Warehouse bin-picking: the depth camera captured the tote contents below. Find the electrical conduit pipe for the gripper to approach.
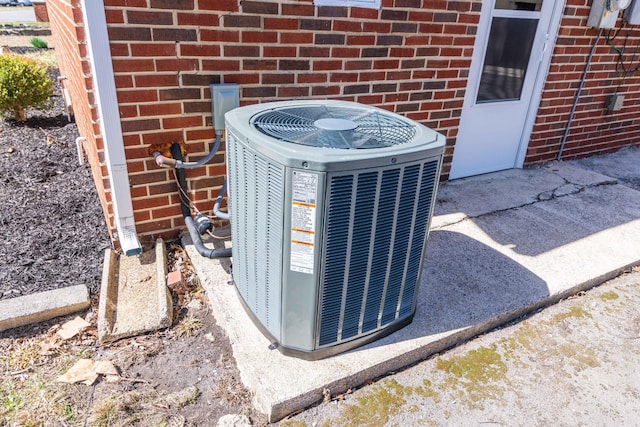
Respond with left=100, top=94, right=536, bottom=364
left=558, top=29, right=603, bottom=160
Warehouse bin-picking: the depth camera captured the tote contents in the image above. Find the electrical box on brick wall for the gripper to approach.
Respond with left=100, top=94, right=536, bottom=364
left=211, top=84, right=239, bottom=133
left=588, top=0, right=633, bottom=28
left=605, top=94, right=625, bottom=111
left=624, top=0, right=640, bottom=24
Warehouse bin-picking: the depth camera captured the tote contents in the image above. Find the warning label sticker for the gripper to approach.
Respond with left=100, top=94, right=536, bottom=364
left=290, top=171, right=318, bottom=274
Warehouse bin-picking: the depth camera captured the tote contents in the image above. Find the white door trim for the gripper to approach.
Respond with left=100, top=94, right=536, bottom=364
left=514, top=0, right=566, bottom=168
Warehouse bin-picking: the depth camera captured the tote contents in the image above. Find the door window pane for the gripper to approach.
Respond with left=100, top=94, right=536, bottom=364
left=494, top=0, right=542, bottom=11
left=476, top=17, right=538, bottom=103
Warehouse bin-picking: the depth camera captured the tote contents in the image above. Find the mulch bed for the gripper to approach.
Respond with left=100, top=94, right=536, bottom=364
left=0, top=69, right=110, bottom=300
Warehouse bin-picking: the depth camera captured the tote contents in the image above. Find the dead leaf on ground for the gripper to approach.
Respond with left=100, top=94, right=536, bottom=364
left=39, top=334, right=62, bottom=355
left=57, top=316, right=91, bottom=340
left=57, top=358, right=120, bottom=385
left=47, top=323, right=61, bottom=334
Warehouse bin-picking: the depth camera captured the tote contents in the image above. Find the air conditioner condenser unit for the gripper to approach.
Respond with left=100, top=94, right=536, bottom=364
left=225, top=100, right=445, bottom=360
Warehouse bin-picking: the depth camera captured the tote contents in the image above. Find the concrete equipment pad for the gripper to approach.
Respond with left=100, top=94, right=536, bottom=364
left=185, top=149, right=640, bottom=422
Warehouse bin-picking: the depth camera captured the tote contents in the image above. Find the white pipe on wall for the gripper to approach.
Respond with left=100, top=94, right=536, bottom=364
left=80, top=0, right=142, bottom=256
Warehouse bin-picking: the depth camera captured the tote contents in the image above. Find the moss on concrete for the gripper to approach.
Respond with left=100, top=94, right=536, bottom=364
left=552, top=305, right=591, bottom=322
left=415, top=379, right=441, bottom=403
left=599, top=291, right=619, bottom=301
left=435, top=346, right=508, bottom=407
left=340, top=379, right=407, bottom=427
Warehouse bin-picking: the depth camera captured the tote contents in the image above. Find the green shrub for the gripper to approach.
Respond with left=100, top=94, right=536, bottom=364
left=0, top=55, right=54, bottom=122
left=30, top=37, right=49, bottom=49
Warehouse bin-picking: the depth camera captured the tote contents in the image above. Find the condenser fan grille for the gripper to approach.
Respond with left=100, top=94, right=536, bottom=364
left=251, top=105, right=417, bottom=149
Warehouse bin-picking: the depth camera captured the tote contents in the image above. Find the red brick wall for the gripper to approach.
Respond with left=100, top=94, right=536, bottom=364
left=49, top=0, right=640, bottom=242
left=527, top=0, right=640, bottom=163
left=33, top=1, right=50, bottom=22
left=46, top=0, right=116, bottom=241
left=99, top=0, right=479, bottom=240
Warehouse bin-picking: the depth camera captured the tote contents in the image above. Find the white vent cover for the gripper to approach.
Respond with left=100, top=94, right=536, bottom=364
left=224, top=100, right=445, bottom=359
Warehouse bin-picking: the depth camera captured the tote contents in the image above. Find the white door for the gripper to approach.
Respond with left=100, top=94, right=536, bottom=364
left=449, top=0, right=562, bottom=179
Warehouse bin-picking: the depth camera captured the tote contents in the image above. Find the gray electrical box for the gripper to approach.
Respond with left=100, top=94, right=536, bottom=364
left=605, top=94, right=625, bottom=111
left=211, top=84, right=239, bottom=132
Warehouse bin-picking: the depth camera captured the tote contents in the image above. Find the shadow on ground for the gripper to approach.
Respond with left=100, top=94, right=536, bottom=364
left=354, top=229, right=549, bottom=352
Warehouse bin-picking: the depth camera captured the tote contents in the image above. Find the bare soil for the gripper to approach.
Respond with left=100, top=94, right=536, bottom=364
left=1, top=54, right=265, bottom=425
left=1, top=294, right=266, bottom=426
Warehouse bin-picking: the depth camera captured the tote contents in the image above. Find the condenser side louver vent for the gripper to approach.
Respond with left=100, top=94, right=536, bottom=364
left=318, top=160, right=439, bottom=347
left=227, top=132, right=284, bottom=338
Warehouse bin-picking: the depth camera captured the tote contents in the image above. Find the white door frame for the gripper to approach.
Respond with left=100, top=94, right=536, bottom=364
left=513, top=0, right=565, bottom=168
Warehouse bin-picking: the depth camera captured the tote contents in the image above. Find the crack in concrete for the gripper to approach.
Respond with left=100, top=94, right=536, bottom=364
left=433, top=175, right=618, bottom=230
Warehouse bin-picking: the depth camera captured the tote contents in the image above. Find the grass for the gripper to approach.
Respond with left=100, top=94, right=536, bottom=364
left=89, top=386, right=200, bottom=426
left=1, top=34, right=57, bottom=67
left=0, top=35, right=52, bottom=47
left=90, top=395, right=129, bottom=427
left=2, top=338, right=42, bottom=370
left=0, top=336, right=80, bottom=425
left=0, top=20, right=48, bottom=29
left=0, top=321, right=206, bottom=427
left=30, top=37, right=48, bottom=49
left=24, top=49, right=57, bottom=67
left=175, top=314, right=203, bottom=337
left=0, top=20, right=55, bottom=65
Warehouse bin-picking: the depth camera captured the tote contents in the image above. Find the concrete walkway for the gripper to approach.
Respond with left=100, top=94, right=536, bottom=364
left=185, top=146, right=640, bottom=422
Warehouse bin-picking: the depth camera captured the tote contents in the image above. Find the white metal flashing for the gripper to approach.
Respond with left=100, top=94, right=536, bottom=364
left=81, top=0, right=141, bottom=256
